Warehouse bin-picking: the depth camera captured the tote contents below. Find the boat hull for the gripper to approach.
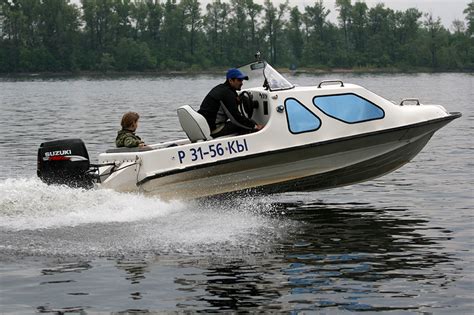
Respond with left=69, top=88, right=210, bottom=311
left=258, top=131, right=432, bottom=194
left=138, top=114, right=456, bottom=199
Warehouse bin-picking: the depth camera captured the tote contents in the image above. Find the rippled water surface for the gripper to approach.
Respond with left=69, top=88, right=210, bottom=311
left=0, top=73, right=472, bottom=313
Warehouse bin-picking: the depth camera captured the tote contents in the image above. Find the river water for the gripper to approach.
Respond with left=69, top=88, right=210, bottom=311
left=0, top=73, right=472, bottom=313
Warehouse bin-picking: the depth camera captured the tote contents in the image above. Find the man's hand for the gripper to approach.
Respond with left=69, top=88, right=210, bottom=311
left=254, top=124, right=264, bottom=131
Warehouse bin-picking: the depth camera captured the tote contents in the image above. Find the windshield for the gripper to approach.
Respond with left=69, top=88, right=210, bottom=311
left=237, top=61, right=294, bottom=91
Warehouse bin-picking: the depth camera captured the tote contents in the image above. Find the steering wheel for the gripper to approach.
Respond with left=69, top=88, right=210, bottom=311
left=238, top=91, right=254, bottom=119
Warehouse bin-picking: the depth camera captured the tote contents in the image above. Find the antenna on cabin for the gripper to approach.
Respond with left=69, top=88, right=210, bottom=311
left=255, top=51, right=261, bottom=61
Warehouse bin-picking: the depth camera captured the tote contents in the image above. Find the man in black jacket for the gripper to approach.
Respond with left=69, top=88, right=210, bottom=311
left=198, top=68, right=263, bottom=138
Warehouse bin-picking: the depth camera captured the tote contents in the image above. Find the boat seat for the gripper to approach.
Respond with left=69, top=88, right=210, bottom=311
left=177, top=105, right=211, bottom=143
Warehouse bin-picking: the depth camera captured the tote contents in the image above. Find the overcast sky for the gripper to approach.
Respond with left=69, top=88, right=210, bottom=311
left=70, top=0, right=470, bottom=29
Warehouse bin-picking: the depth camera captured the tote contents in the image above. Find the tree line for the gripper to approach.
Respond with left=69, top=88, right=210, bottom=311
left=0, top=0, right=473, bottom=73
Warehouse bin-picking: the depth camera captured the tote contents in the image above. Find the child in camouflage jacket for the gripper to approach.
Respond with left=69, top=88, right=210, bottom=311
left=115, top=112, right=146, bottom=148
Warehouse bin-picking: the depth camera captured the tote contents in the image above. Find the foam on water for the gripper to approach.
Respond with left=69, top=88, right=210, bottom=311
left=0, top=178, right=287, bottom=256
left=0, top=177, right=185, bottom=230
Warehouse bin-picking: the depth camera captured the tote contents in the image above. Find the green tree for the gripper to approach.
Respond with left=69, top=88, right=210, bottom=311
left=160, top=0, right=183, bottom=67
left=393, top=8, right=422, bottom=67
left=423, top=13, right=446, bottom=68
left=114, top=37, right=155, bottom=70
left=350, top=1, right=368, bottom=65
left=263, top=0, right=288, bottom=65
left=203, top=0, right=229, bottom=65
left=38, top=0, right=81, bottom=70
left=335, top=0, right=351, bottom=50
left=81, top=0, right=114, bottom=53
left=366, top=4, right=395, bottom=66
left=226, top=0, right=250, bottom=64
left=131, top=0, right=163, bottom=44
left=0, top=1, right=25, bottom=70
left=287, top=6, right=303, bottom=63
left=302, top=0, right=330, bottom=66
left=448, top=20, right=472, bottom=69
left=180, top=0, right=201, bottom=57
left=98, top=51, right=115, bottom=71
left=464, top=0, right=474, bottom=35
left=245, top=0, right=262, bottom=54
left=393, top=8, right=421, bottom=49
left=112, top=0, right=134, bottom=41
left=147, top=0, right=163, bottom=43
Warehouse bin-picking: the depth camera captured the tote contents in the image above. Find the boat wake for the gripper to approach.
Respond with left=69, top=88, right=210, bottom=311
left=0, top=177, right=184, bottom=231
left=0, top=178, right=288, bottom=257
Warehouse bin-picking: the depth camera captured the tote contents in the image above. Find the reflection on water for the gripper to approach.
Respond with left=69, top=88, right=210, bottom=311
left=168, top=202, right=457, bottom=312
left=277, top=202, right=456, bottom=312
left=41, top=262, right=92, bottom=276
left=116, top=259, right=149, bottom=286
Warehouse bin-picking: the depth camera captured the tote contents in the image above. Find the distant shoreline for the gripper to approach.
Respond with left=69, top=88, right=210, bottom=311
left=0, top=67, right=472, bottom=78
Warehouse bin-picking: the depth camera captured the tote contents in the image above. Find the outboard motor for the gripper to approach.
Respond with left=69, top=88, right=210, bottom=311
left=37, top=139, right=95, bottom=188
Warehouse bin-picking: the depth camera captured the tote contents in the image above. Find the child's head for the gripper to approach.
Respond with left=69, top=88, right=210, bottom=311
left=121, top=112, right=140, bottom=131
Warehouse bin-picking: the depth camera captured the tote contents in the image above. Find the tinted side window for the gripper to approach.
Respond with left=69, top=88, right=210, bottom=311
left=285, top=98, right=321, bottom=134
left=313, top=94, right=384, bottom=123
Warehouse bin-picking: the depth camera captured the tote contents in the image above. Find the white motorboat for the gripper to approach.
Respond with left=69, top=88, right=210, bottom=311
left=37, top=59, right=461, bottom=199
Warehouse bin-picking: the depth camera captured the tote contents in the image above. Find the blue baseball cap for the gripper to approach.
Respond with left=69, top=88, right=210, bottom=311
left=226, top=68, right=249, bottom=80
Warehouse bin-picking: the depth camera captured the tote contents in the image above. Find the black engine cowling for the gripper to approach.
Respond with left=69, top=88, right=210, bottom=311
left=37, top=139, right=94, bottom=188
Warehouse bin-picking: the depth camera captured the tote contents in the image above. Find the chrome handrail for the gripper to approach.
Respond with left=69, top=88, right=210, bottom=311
left=317, top=80, right=344, bottom=88
left=400, top=98, right=421, bottom=106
